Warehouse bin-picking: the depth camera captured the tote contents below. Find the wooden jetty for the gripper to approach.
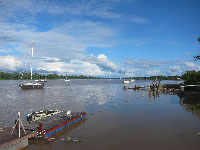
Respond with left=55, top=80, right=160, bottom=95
left=123, top=85, right=147, bottom=90
left=0, top=127, right=36, bottom=150
left=124, top=83, right=181, bottom=92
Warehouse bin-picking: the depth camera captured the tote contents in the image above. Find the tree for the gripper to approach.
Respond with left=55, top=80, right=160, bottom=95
left=194, top=37, right=200, bottom=60
left=181, top=70, right=200, bottom=85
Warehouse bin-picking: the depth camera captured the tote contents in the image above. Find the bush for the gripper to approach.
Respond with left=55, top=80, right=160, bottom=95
left=181, top=70, right=200, bottom=85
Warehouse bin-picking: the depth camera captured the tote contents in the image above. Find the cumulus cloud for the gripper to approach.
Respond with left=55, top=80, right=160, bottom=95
left=0, top=0, right=199, bottom=77
left=122, top=59, right=200, bottom=77
left=0, top=56, right=22, bottom=71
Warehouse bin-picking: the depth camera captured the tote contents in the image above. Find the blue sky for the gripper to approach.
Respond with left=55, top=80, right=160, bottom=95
left=0, top=0, right=200, bottom=77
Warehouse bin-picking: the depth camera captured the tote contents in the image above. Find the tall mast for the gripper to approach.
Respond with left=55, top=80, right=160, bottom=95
left=31, top=41, right=34, bottom=80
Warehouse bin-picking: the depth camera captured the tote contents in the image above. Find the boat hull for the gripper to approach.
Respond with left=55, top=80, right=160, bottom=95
left=123, top=80, right=130, bottom=84
left=19, top=83, right=44, bottom=89
left=44, top=113, right=86, bottom=137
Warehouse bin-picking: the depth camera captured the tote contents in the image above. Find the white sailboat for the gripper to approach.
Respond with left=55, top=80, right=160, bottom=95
left=19, top=41, right=44, bottom=89
left=123, top=66, right=130, bottom=84
left=64, top=75, right=70, bottom=82
left=131, top=77, right=135, bottom=82
left=109, top=72, right=111, bottom=80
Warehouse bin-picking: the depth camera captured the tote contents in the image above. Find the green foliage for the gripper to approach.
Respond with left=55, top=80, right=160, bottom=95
left=132, top=75, right=180, bottom=80
left=181, top=70, right=200, bottom=85
left=191, top=104, right=200, bottom=111
left=0, top=72, right=99, bottom=80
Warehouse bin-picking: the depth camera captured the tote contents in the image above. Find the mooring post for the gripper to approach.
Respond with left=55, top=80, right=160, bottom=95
left=39, top=123, right=43, bottom=134
left=18, top=112, right=21, bottom=137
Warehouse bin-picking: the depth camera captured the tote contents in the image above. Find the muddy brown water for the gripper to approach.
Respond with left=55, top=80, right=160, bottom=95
left=0, top=79, right=199, bottom=150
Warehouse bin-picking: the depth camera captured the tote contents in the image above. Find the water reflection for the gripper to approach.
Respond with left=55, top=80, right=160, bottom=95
left=134, top=88, right=200, bottom=118
left=178, top=91, right=200, bottom=117
left=22, top=118, right=87, bottom=150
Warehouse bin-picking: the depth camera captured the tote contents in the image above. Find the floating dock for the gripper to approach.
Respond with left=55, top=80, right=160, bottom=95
left=124, top=84, right=181, bottom=91
left=24, top=111, right=86, bottom=137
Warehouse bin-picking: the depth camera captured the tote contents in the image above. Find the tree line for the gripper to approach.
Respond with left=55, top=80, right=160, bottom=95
left=0, top=72, right=99, bottom=80
left=130, top=76, right=181, bottom=80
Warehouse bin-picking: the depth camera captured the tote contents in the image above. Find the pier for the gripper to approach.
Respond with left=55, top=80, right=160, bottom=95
left=0, top=127, right=36, bottom=150
left=124, top=83, right=181, bottom=92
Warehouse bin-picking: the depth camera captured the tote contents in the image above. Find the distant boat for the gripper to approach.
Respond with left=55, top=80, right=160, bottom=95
left=19, top=41, right=44, bottom=89
left=131, top=78, right=135, bottom=82
left=35, top=79, right=47, bottom=82
left=64, top=76, right=70, bottom=82
left=123, top=65, right=130, bottom=84
left=109, top=72, right=111, bottom=80
left=123, top=80, right=130, bottom=84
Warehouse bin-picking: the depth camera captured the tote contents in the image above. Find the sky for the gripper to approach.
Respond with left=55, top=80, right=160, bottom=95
left=0, top=0, right=200, bottom=77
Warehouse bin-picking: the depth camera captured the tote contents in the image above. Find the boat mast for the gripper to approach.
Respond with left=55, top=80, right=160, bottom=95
left=31, top=41, right=34, bottom=80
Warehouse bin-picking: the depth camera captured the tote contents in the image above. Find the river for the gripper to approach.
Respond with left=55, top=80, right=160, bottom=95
left=0, top=79, right=199, bottom=150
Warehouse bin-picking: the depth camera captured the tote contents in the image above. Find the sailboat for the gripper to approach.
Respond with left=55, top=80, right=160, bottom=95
left=109, top=72, right=111, bottom=80
left=19, top=41, right=44, bottom=89
left=64, top=76, right=70, bottom=82
left=131, top=77, right=135, bottom=82
left=123, top=67, right=130, bottom=84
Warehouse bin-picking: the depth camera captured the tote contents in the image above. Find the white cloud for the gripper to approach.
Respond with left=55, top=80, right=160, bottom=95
left=184, top=62, right=195, bottom=68
left=0, top=56, right=22, bottom=71
left=0, top=0, right=198, bottom=77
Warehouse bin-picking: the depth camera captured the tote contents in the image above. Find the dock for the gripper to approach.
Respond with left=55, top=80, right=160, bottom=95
left=124, top=84, right=181, bottom=92
left=0, top=127, right=36, bottom=150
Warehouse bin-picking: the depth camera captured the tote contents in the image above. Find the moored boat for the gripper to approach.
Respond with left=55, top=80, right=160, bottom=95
left=19, top=41, right=45, bottom=89
left=24, top=110, right=87, bottom=137
left=123, top=80, right=130, bottom=84
left=35, top=79, right=47, bottom=82
left=19, top=82, right=44, bottom=89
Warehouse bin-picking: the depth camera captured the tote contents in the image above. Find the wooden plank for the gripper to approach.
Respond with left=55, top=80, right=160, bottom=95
left=0, top=127, right=36, bottom=149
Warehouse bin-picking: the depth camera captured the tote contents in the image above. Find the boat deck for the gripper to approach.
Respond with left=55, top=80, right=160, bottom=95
left=24, top=112, right=85, bottom=133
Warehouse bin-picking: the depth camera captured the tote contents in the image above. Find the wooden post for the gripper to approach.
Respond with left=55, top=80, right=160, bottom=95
left=39, top=123, right=43, bottom=134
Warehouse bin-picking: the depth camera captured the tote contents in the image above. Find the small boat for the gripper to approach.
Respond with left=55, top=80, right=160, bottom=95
left=123, top=80, right=130, bottom=84
left=35, top=79, right=47, bottom=82
left=64, top=76, right=70, bottom=82
left=131, top=79, right=135, bottom=82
